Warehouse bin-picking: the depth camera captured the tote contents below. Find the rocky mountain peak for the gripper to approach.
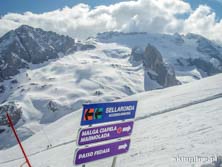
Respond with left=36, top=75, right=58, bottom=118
left=131, top=44, right=179, bottom=91
left=0, top=25, right=95, bottom=82
left=143, top=44, right=163, bottom=68
left=16, top=24, right=34, bottom=31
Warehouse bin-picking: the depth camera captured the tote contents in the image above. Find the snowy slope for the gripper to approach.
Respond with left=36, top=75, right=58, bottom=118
left=0, top=41, right=144, bottom=148
left=0, top=73, right=222, bottom=167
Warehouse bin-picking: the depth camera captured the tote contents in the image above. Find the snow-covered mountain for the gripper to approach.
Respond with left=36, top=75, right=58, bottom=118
left=0, top=26, right=222, bottom=155
left=0, top=73, right=222, bottom=167
left=0, top=25, right=95, bottom=82
left=96, top=32, right=222, bottom=83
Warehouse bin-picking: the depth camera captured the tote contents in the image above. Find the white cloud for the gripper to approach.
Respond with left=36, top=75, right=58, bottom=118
left=183, top=5, right=222, bottom=42
left=0, top=0, right=221, bottom=42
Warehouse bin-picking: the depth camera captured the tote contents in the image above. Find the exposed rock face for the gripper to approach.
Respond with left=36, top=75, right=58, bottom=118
left=0, top=25, right=95, bottom=82
left=131, top=44, right=179, bottom=91
left=0, top=85, right=4, bottom=94
left=144, top=44, right=179, bottom=87
left=130, top=47, right=143, bottom=65
left=0, top=102, right=22, bottom=133
left=185, top=33, right=222, bottom=76
left=77, top=43, right=96, bottom=50
left=188, top=58, right=220, bottom=76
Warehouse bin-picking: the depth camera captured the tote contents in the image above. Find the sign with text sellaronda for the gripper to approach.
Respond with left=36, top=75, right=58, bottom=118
left=80, top=101, right=137, bottom=126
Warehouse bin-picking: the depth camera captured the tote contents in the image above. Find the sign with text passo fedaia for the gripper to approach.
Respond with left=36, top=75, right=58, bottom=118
left=77, top=121, right=134, bottom=146
left=80, top=101, right=137, bottom=126
left=74, top=139, right=130, bottom=165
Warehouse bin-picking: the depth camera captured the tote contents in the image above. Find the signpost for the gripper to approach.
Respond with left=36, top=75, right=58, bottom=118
left=77, top=121, right=134, bottom=145
left=75, top=139, right=130, bottom=165
left=74, top=100, right=137, bottom=166
left=81, top=101, right=137, bottom=125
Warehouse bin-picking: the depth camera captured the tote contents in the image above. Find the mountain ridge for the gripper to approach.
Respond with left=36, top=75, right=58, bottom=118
left=0, top=25, right=95, bottom=82
left=96, top=31, right=222, bottom=81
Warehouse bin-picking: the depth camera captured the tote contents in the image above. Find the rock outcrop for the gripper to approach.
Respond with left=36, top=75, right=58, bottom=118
left=131, top=44, right=179, bottom=91
left=0, top=102, right=22, bottom=133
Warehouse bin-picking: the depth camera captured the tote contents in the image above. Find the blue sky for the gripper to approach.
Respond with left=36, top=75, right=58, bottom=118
left=0, top=0, right=222, bottom=18
left=0, top=0, right=125, bottom=16
left=0, top=0, right=222, bottom=42
left=185, top=0, right=222, bottom=19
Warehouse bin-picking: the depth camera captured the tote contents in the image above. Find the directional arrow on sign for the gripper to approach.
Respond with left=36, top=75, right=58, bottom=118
left=74, top=139, right=131, bottom=165
left=118, top=143, right=128, bottom=150
left=122, top=126, right=131, bottom=132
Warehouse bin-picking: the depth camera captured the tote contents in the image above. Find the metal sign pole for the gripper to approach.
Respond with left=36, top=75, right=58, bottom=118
left=111, top=156, right=117, bottom=167
left=6, top=112, right=32, bottom=167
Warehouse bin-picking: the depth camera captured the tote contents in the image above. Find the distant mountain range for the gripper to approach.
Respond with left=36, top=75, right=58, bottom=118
left=96, top=31, right=222, bottom=82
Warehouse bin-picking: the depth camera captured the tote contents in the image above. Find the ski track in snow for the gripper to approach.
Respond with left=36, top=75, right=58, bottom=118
left=135, top=93, right=222, bottom=121
left=0, top=140, right=75, bottom=165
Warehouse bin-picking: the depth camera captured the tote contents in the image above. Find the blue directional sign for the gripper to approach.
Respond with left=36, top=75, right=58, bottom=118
left=80, top=101, right=137, bottom=126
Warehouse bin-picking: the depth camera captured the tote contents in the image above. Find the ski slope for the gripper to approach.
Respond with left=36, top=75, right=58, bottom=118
left=0, top=73, right=222, bottom=167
